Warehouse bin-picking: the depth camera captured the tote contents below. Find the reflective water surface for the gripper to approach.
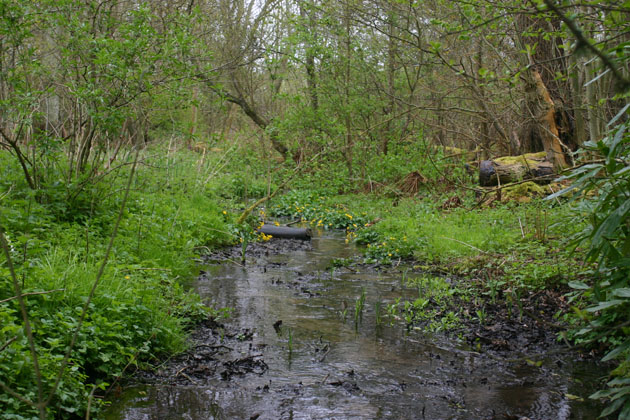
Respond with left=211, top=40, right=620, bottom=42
left=105, top=230, right=603, bottom=420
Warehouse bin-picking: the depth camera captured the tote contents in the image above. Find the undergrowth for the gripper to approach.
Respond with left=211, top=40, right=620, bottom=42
left=0, top=141, right=233, bottom=418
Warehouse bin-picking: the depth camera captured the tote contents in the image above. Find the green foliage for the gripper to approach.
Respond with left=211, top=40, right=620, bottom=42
left=553, top=116, right=630, bottom=418
left=0, top=142, right=231, bottom=418
left=270, top=190, right=368, bottom=229
left=386, top=274, right=462, bottom=333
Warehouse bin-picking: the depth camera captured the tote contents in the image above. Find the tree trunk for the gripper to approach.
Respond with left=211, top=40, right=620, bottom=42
left=522, top=69, right=568, bottom=170
left=300, top=4, right=318, bottom=113
left=515, top=7, right=575, bottom=165
left=216, top=88, right=288, bottom=159
left=343, top=1, right=353, bottom=177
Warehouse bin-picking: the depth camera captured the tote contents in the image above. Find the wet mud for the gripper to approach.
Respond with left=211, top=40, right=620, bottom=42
left=105, top=231, right=604, bottom=420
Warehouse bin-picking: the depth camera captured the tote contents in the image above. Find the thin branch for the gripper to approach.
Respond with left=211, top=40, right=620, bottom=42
left=541, top=0, right=630, bottom=92
left=0, top=289, right=65, bottom=304
left=0, top=336, right=17, bottom=353
left=0, top=228, right=46, bottom=418
left=45, top=148, right=141, bottom=407
left=0, top=379, right=36, bottom=408
left=441, top=236, right=489, bottom=254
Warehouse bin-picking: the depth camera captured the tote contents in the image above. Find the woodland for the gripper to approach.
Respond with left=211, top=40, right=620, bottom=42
left=0, top=0, right=629, bottom=418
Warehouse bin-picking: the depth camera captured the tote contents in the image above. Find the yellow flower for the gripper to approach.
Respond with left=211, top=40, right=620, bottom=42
left=222, top=210, right=227, bottom=215
left=388, top=253, right=392, bottom=257
left=274, top=221, right=280, bottom=226
left=353, top=223, right=357, bottom=228
left=345, top=213, right=353, bottom=219
left=124, top=275, right=130, bottom=280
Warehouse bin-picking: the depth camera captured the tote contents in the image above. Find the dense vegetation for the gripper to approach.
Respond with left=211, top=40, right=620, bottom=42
left=0, top=0, right=629, bottom=418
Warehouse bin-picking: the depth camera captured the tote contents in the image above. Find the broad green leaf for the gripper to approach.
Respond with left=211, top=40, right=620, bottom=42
left=607, top=103, right=629, bottom=127
left=568, top=281, right=590, bottom=290
left=613, top=288, right=630, bottom=298
left=592, top=199, right=630, bottom=247
left=602, top=338, right=630, bottom=361
left=599, top=395, right=625, bottom=417
left=586, top=300, right=625, bottom=312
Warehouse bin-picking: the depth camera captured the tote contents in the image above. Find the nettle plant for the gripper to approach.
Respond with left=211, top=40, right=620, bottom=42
left=554, top=110, right=630, bottom=418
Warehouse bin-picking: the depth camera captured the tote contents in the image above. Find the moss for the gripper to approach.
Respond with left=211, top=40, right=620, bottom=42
left=495, top=151, right=546, bottom=167
left=502, top=181, right=546, bottom=203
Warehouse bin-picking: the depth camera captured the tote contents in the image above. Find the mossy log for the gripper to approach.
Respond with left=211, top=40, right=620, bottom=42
left=479, top=152, right=555, bottom=187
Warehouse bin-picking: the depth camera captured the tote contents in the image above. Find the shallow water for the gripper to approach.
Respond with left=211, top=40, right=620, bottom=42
left=105, top=230, right=603, bottom=420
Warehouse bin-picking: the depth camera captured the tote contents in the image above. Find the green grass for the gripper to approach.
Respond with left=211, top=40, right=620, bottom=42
left=0, top=141, right=234, bottom=419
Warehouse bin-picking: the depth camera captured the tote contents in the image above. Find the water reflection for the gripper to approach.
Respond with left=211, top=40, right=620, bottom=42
left=106, top=231, right=602, bottom=420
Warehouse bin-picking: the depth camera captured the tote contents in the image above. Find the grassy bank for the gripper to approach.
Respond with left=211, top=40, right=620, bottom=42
left=0, top=142, right=236, bottom=418
left=269, top=189, right=589, bottom=335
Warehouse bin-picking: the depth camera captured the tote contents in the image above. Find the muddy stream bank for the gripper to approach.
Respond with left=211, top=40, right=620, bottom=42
left=105, top=230, right=603, bottom=420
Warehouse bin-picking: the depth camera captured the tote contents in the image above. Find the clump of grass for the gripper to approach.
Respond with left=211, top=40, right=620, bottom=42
left=354, top=287, right=367, bottom=326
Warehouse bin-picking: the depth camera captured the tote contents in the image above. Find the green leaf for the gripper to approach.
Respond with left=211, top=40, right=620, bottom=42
left=607, top=103, right=629, bottom=127
left=568, top=280, right=590, bottom=290
left=599, top=396, right=625, bottom=417
left=613, top=288, right=630, bottom=298
left=602, top=338, right=630, bottom=362
left=592, top=199, right=630, bottom=247
left=587, top=300, right=625, bottom=312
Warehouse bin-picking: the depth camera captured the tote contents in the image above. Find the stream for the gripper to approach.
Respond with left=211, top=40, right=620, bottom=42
left=105, top=230, right=603, bottom=420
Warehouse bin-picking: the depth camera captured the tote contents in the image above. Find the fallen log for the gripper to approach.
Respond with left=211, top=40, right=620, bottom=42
left=479, top=152, right=555, bottom=187
left=258, top=224, right=312, bottom=240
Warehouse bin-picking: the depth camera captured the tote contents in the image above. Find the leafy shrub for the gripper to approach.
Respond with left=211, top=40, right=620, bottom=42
left=554, top=117, right=630, bottom=418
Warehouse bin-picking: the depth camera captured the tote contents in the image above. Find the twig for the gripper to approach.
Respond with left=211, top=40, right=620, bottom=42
left=46, top=148, right=141, bottom=407
left=441, top=236, right=488, bottom=254
left=319, top=346, right=332, bottom=362
left=0, top=336, right=17, bottom=353
left=175, top=366, right=190, bottom=377
left=518, top=217, right=525, bottom=239
left=225, top=258, right=245, bottom=267
left=541, top=0, right=630, bottom=92
left=0, top=289, right=65, bottom=304
left=547, top=184, right=562, bottom=206
left=0, top=379, right=36, bottom=408
left=179, top=372, right=199, bottom=384
left=0, top=228, right=46, bottom=418
left=85, top=384, right=98, bottom=420
left=0, top=184, right=14, bottom=202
